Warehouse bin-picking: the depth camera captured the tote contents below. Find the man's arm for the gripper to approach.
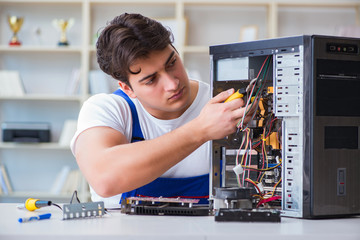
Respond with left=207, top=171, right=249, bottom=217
left=74, top=89, right=248, bottom=197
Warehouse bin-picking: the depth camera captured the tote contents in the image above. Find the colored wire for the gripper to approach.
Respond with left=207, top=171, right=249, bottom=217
left=51, top=203, right=63, bottom=210
left=247, top=137, right=253, bottom=180
left=277, top=126, right=282, bottom=145
left=256, top=56, right=270, bottom=79
left=240, top=129, right=251, bottom=186
left=70, top=190, right=81, bottom=204
left=236, top=130, right=247, bottom=165
left=239, top=128, right=251, bottom=166
left=245, top=178, right=263, bottom=196
left=256, top=195, right=282, bottom=208
left=237, top=81, right=257, bottom=130
left=242, top=161, right=282, bottom=171
left=263, top=178, right=282, bottom=198
left=236, top=129, right=250, bottom=187
left=237, top=56, right=272, bottom=130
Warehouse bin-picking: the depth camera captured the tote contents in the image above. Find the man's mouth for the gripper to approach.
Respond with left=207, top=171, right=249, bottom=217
left=169, top=87, right=184, bottom=100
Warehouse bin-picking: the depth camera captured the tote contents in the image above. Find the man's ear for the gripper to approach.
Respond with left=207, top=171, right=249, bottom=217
left=118, top=81, right=137, bottom=98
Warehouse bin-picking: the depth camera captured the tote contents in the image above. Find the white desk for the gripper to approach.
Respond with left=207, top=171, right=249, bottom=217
left=0, top=203, right=359, bottom=240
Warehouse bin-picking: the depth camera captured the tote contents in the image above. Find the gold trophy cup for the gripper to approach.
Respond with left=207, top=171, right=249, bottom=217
left=8, top=16, right=24, bottom=46
left=52, top=18, right=74, bottom=46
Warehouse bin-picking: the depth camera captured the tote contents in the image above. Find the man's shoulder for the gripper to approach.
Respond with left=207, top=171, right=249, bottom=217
left=86, top=92, right=125, bottom=104
left=83, top=92, right=131, bottom=114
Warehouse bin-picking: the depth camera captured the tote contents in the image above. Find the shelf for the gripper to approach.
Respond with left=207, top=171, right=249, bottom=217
left=89, top=0, right=176, bottom=4
left=0, top=191, right=90, bottom=203
left=1, top=191, right=72, bottom=199
left=0, top=142, right=70, bottom=150
left=183, top=0, right=360, bottom=4
left=183, top=0, right=269, bottom=6
left=0, top=0, right=83, bottom=3
left=276, top=1, right=360, bottom=7
left=0, top=45, right=82, bottom=53
left=183, top=45, right=209, bottom=53
left=0, top=95, right=82, bottom=101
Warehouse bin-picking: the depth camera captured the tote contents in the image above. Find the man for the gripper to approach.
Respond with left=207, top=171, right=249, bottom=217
left=71, top=13, right=249, bottom=207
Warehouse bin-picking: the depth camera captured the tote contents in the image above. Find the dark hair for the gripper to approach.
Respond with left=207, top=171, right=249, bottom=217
left=96, top=13, right=174, bottom=87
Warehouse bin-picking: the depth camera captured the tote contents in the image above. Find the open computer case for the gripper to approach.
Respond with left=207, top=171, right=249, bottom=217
left=209, top=35, right=360, bottom=218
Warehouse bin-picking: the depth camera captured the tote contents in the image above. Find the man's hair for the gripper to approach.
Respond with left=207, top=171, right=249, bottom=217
left=96, top=13, right=174, bottom=87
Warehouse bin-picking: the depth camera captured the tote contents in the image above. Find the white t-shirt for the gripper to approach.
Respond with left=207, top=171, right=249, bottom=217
left=70, top=80, right=211, bottom=207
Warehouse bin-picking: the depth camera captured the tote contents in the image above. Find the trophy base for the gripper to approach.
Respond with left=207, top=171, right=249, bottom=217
left=9, top=41, right=21, bottom=46
left=58, top=41, right=69, bottom=46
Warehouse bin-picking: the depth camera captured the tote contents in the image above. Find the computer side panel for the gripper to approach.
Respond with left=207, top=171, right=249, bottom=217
left=310, top=35, right=360, bottom=217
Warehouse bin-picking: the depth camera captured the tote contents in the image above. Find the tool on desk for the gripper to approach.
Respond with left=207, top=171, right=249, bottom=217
left=22, top=198, right=62, bottom=211
left=224, top=89, right=245, bottom=103
left=17, top=191, right=105, bottom=221
left=25, top=198, right=52, bottom=211
left=18, top=213, right=51, bottom=223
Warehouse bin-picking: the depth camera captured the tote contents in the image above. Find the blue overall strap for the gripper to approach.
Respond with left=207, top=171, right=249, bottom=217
left=113, top=88, right=209, bottom=204
left=120, top=174, right=209, bottom=204
left=113, top=89, right=145, bottom=142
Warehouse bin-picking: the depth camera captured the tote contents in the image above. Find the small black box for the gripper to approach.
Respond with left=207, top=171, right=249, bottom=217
left=215, top=208, right=281, bottom=222
left=2, top=122, right=50, bottom=143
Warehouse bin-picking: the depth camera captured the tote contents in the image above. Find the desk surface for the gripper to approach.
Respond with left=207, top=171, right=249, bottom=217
left=0, top=203, right=359, bottom=240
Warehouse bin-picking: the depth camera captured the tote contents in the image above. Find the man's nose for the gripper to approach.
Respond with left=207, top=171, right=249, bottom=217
left=163, top=73, right=179, bottom=91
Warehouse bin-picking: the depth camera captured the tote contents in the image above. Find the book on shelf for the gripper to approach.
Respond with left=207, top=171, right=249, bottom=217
left=65, top=68, right=81, bottom=95
left=89, top=70, right=118, bottom=95
left=0, top=164, right=13, bottom=195
left=0, top=173, right=7, bottom=195
left=50, top=166, right=88, bottom=196
left=157, top=18, right=187, bottom=49
left=50, top=165, right=71, bottom=194
left=61, top=169, right=88, bottom=196
left=61, top=170, right=80, bottom=195
left=59, top=119, right=77, bottom=146
left=0, top=70, right=25, bottom=97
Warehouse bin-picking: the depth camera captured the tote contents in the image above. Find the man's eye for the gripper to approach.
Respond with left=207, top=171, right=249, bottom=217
left=145, top=77, right=155, bottom=85
left=167, top=58, right=177, bottom=68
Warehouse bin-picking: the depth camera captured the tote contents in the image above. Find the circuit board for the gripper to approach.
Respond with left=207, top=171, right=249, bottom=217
left=121, top=197, right=210, bottom=216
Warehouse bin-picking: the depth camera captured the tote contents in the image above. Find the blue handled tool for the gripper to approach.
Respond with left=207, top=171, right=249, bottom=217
left=18, top=213, right=51, bottom=223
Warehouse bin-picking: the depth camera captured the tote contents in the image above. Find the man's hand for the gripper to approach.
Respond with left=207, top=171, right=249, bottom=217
left=194, top=89, right=248, bottom=141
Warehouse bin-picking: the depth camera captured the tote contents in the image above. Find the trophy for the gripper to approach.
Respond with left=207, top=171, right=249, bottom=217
left=52, top=18, right=74, bottom=46
left=7, top=16, right=24, bottom=46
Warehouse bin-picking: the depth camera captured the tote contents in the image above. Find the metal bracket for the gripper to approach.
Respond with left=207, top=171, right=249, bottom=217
left=62, top=201, right=105, bottom=220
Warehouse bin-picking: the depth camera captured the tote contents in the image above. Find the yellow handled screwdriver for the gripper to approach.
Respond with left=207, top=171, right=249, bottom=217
left=25, top=198, right=52, bottom=211
left=224, top=89, right=244, bottom=103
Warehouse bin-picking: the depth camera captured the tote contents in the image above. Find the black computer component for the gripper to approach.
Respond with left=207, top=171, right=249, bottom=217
left=209, top=35, right=360, bottom=218
left=121, top=197, right=210, bottom=216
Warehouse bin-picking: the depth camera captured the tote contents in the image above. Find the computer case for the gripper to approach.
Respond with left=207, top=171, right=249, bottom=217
left=209, top=35, right=360, bottom=218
